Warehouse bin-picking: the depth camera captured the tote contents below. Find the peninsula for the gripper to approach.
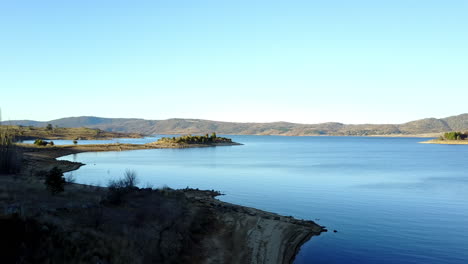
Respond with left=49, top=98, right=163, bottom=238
left=1, top=132, right=323, bottom=264
left=420, top=131, right=468, bottom=145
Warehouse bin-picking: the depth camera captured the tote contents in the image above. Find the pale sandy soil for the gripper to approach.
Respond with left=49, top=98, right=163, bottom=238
left=419, top=139, right=468, bottom=145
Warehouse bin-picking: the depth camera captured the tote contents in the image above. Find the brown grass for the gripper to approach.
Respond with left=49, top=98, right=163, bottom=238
left=0, top=125, right=142, bottom=140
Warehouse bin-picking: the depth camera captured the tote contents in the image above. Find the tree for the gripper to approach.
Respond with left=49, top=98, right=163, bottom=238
left=34, top=139, right=47, bottom=146
left=46, top=124, right=53, bottom=131
left=45, top=167, right=65, bottom=194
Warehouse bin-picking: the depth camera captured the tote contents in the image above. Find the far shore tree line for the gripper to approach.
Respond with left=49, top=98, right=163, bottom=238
left=440, top=131, right=468, bottom=141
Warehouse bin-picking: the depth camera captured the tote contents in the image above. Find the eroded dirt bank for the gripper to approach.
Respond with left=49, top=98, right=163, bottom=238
left=1, top=144, right=324, bottom=264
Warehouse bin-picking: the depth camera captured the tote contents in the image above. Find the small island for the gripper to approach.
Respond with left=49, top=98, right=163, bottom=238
left=420, top=131, right=468, bottom=145
left=153, top=133, right=241, bottom=147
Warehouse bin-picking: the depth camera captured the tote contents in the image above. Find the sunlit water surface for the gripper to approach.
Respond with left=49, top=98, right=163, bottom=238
left=58, top=136, right=468, bottom=264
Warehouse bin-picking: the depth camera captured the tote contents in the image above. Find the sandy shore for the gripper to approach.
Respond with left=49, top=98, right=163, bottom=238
left=419, top=139, right=468, bottom=145
left=368, top=133, right=440, bottom=138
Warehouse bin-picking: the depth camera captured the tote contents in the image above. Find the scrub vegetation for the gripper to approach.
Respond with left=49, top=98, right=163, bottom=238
left=440, top=131, right=468, bottom=140
left=106, top=169, right=139, bottom=205
left=33, top=139, right=54, bottom=146
left=44, top=167, right=65, bottom=195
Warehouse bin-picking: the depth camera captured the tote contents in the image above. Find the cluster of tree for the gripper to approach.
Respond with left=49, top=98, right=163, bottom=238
left=34, top=139, right=54, bottom=146
left=158, top=133, right=233, bottom=144
left=441, top=131, right=468, bottom=140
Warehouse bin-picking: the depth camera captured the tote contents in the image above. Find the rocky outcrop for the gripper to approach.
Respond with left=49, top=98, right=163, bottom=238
left=184, top=190, right=324, bottom=264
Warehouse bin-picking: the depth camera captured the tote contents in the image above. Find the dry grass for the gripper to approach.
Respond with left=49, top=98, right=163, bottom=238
left=0, top=125, right=142, bottom=140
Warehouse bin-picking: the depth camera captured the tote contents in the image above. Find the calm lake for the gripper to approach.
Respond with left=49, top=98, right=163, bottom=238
left=57, top=136, right=468, bottom=264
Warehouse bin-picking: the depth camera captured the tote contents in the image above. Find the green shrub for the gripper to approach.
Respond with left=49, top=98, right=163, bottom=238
left=45, top=167, right=65, bottom=194
left=34, top=139, right=54, bottom=146
left=34, top=139, right=47, bottom=146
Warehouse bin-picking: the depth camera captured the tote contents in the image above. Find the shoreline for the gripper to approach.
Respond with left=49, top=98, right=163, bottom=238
left=3, top=141, right=323, bottom=264
left=220, top=133, right=439, bottom=138
left=419, top=139, right=468, bottom=145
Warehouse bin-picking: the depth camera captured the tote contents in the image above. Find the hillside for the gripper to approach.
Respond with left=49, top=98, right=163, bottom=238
left=3, top=113, right=468, bottom=136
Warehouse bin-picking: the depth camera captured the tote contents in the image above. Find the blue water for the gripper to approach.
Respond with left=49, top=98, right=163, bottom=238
left=58, top=136, right=468, bottom=264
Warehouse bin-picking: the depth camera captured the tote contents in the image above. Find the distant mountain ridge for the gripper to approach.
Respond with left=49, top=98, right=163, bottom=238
left=3, top=114, right=468, bottom=136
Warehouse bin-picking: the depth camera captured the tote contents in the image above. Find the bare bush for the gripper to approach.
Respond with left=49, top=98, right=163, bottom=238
left=108, top=169, right=139, bottom=189
left=105, top=169, right=139, bottom=205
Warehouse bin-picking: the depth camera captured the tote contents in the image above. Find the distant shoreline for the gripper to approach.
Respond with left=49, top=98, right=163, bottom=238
left=5, top=113, right=468, bottom=138
left=220, top=133, right=439, bottom=138
left=366, top=133, right=439, bottom=138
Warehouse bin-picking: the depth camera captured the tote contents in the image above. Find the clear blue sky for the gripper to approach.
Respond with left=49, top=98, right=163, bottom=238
left=1, top=0, right=467, bottom=124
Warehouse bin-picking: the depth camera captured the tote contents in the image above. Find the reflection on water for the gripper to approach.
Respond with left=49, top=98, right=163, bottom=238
left=58, top=136, right=468, bottom=264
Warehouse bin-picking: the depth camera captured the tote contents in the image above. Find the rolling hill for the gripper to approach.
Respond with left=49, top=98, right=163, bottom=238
left=3, top=114, right=468, bottom=136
